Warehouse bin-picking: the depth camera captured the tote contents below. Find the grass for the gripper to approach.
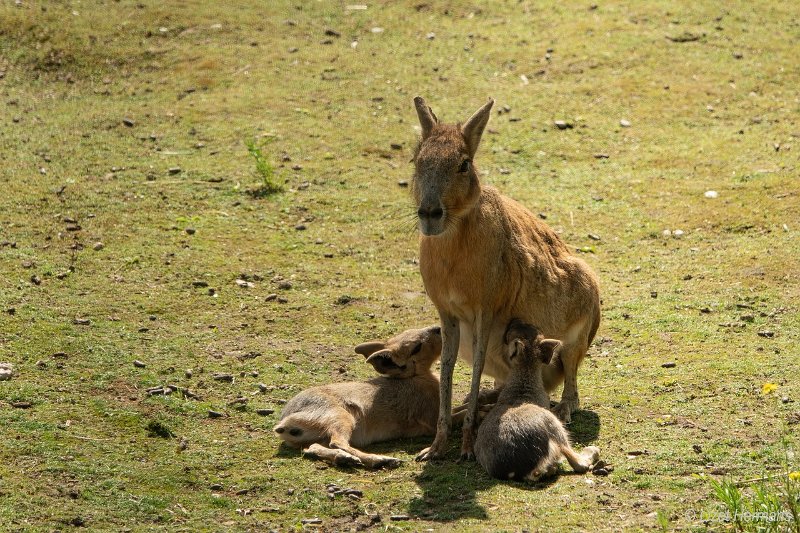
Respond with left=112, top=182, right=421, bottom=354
left=0, top=0, right=798, bottom=530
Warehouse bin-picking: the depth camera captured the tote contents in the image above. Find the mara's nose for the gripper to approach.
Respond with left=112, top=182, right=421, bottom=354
left=417, top=206, right=443, bottom=220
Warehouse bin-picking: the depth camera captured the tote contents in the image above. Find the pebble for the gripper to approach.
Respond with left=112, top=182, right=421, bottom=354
left=390, top=515, right=410, bottom=521
left=397, top=180, right=408, bottom=187
left=258, top=383, right=269, bottom=392
left=265, top=293, right=278, bottom=301
left=185, top=369, right=193, bottom=378
left=235, top=279, right=254, bottom=288
left=661, top=362, right=676, bottom=368
left=168, top=167, right=182, bottom=175
left=74, top=318, right=91, bottom=325
left=208, top=410, right=224, bottom=418
left=620, top=119, right=631, bottom=127
left=757, top=330, right=774, bottom=338
left=295, top=224, right=306, bottom=231
left=554, top=120, right=572, bottom=130
left=704, top=190, right=719, bottom=199
left=122, top=117, right=135, bottom=127
left=185, top=227, right=196, bottom=235
left=256, top=408, right=274, bottom=416
left=0, top=363, right=13, bottom=381
left=212, top=373, right=234, bottom=383
left=588, top=233, right=601, bottom=241
left=133, top=360, right=146, bottom=368
left=12, top=401, right=32, bottom=409
left=93, top=242, right=104, bottom=251
left=277, top=281, right=292, bottom=290
left=302, top=518, right=322, bottom=525
left=192, top=280, right=209, bottom=288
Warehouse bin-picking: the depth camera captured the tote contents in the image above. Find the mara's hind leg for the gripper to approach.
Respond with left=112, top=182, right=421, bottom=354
left=327, top=434, right=401, bottom=469
left=551, top=342, right=585, bottom=424
left=524, top=462, right=559, bottom=482
left=561, top=444, right=600, bottom=474
left=302, top=443, right=363, bottom=468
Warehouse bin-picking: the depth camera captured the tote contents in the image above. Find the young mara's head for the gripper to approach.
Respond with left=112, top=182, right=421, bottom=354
left=504, top=318, right=562, bottom=369
left=354, top=325, right=442, bottom=379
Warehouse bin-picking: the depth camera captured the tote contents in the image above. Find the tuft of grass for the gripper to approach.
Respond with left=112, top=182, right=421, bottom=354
left=245, top=138, right=282, bottom=197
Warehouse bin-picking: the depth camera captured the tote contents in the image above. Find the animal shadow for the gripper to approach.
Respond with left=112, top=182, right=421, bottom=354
left=565, top=408, right=601, bottom=445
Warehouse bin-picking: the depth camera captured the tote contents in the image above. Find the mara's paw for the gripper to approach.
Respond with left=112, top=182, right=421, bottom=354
left=373, top=456, right=403, bottom=469
left=551, top=399, right=578, bottom=424
left=415, top=442, right=447, bottom=462
left=332, top=450, right=363, bottom=468
left=582, top=445, right=601, bottom=465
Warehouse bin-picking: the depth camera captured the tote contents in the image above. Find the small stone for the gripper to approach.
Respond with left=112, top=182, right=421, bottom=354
left=588, top=233, right=601, bottom=241
left=390, top=143, right=403, bottom=150
left=620, top=119, right=631, bottom=128
left=426, top=32, right=435, bottom=40
left=757, top=330, right=774, bottom=338
left=0, top=363, right=13, bottom=381
left=185, top=227, right=196, bottom=235
left=554, top=120, right=572, bottom=130
left=93, top=242, right=104, bottom=251
left=122, top=117, right=135, bottom=127
left=390, top=515, right=410, bottom=522
left=302, top=518, right=322, bottom=525
left=208, top=410, right=224, bottom=418
left=213, top=373, right=234, bottom=383
left=672, top=229, right=685, bottom=238
left=704, top=190, right=719, bottom=199
left=11, top=401, right=32, bottom=409
left=291, top=164, right=303, bottom=171
left=30, top=274, right=42, bottom=285
left=133, top=360, right=146, bottom=368
left=661, top=362, right=676, bottom=368
left=294, top=224, right=306, bottom=231
left=235, top=279, right=254, bottom=288
left=741, top=314, right=755, bottom=322
left=73, top=318, right=91, bottom=325
left=185, top=369, right=193, bottom=378
left=256, top=408, right=274, bottom=416
left=178, top=438, right=189, bottom=451
left=258, top=383, right=269, bottom=392
left=210, top=483, right=223, bottom=490
left=265, top=293, right=278, bottom=301
left=277, top=281, right=292, bottom=290
left=277, top=297, right=288, bottom=304
left=650, top=291, right=658, bottom=298
left=397, top=180, right=409, bottom=188
left=692, top=444, right=703, bottom=453
left=593, top=153, right=610, bottom=159
left=168, top=167, right=182, bottom=175
left=192, top=280, right=209, bottom=288
left=732, top=51, right=743, bottom=59
left=324, top=28, right=341, bottom=37
left=781, top=397, right=792, bottom=404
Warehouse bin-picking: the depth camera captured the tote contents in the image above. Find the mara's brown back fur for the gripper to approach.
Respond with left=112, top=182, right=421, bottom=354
left=411, top=97, right=601, bottom=461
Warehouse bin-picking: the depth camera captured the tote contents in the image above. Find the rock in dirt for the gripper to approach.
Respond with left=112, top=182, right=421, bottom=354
left=133, top=360, right=146, bottom=368
left=0, top=363, right=13, bottom=380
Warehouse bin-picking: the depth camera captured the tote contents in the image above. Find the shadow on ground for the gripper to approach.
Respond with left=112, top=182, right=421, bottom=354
left=273, top=410, right=600, bottom=522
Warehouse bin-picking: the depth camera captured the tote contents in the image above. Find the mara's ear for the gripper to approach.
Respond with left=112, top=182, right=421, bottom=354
left=461, top=98, right=494, bottom=157
left=354, top=341, right=385, bottom=358
left=365, top=350, right=401, bottom=375
left=414, top=96, right=438, bottom=140
left=508, top=339, right=525, bottom=361
left=538, top=339, right=562, bottom=365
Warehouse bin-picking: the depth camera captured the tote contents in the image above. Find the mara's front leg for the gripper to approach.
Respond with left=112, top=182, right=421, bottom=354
left=460, top=314, right=492, bottom=461
left=416, top=313, right=459, bottom=461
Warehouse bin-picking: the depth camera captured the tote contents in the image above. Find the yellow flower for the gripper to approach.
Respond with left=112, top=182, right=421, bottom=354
left=761, top=383, right=778, bottom=395
left=790, top=472, right=800, bottom=482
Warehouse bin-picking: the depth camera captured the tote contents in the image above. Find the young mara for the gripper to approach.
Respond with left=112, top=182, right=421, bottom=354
left=474, top=319, right=600, bottom=481
left=274, top=326, right=441, bottom=469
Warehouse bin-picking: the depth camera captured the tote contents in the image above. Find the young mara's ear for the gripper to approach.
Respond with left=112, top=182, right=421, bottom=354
left=461, top=98, right=494, bottom=157
left=508, top=339, right=525, bottom=361
left=354, top=341, right=385, bottom=358
left=414, top=96, right=438, bottom=140
left=538, top=339, right=562, bottom=365
left=365, top=350, right=401, bottom=375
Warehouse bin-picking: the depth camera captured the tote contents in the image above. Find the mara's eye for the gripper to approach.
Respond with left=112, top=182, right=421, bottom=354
left=410, top=343, right=422, bottom=355
left=458, top=159, right=471, bottom=173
